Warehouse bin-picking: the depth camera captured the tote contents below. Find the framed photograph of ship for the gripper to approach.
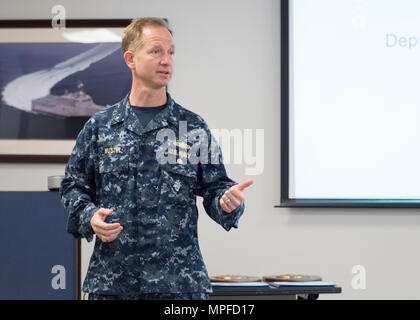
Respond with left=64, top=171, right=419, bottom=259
left=0, top=20, right=132, bottom=162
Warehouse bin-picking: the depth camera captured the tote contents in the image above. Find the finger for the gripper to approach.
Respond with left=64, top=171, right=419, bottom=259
left=223, top=195, right=237, bottom=211
left=97, top=208, right=114, bottom=217
left=102, top=227, right=123, bottom=239
left=98, top=223, right=122, bottom=233
left=98, top=225, right=123, bottom=241
left=101, top=225, right=123, bottom=237
left=100, top=234, right=116, bottom=243
left=237, top=179, right=254, bottom=191
left=220, top=198, right=232, bottom=213
left=93, top=221, right=122, bottom=235
left=229, top=188, right=244, bottom=203
left=223, top=193, right=241, bottom=208
left=108, top=229, right=123, bottom=242
left=101, top=222, right=122, bottom=230
left=92, top=214, right=120, bottom=228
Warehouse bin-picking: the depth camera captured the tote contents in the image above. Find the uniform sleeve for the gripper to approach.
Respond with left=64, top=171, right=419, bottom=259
left=60, top=118, right=99, bottom=241
left=194, top=124, right=245, bottom=231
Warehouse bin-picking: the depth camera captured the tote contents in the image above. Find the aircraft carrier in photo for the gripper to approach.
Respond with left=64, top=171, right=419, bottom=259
left=31, top=84, right=106, bottom=118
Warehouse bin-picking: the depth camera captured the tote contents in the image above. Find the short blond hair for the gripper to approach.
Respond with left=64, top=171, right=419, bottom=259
left=121, top=17, right=172, bottom=53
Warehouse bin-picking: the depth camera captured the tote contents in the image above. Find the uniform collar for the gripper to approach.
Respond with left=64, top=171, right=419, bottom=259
left=110, top=91, right=179, bottom=134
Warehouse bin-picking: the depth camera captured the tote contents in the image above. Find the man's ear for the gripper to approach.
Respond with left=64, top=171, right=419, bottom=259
left=123, top=50, right=135, bottom=70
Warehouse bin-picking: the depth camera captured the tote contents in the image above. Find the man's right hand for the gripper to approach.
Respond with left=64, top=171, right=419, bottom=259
left=90, top=208, right=123, bottom=243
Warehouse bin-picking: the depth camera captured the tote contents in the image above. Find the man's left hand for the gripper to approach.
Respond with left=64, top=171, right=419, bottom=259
left=220, top=179, right=254, bottom=213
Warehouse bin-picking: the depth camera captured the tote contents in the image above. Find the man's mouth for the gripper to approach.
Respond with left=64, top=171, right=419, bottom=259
left=157, top=71, right=170, bottom=75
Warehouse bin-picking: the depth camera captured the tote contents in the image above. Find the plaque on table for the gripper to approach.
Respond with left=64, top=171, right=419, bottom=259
left=210, top=275, right=261, bottom=283
left=262, top=274, right=322, bottom=282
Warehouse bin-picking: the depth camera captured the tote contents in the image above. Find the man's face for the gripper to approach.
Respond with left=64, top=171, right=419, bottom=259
left=129, top=25, right=174, bottom=90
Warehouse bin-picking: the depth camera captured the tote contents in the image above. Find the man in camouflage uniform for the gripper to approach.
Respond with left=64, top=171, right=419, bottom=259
left=60, top=18, right=253, bottom=300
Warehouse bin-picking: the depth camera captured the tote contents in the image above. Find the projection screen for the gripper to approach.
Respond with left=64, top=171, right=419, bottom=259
left=281, top=0, right=420, bottom=207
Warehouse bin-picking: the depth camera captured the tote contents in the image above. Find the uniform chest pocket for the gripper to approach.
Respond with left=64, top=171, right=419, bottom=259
left=98, top=151, right=129, bottom=173
left=160, top=164, right=197, bottom=205
left=98, top=151, right=130, bottom=201
left=163, top=163, right=197, bottom=191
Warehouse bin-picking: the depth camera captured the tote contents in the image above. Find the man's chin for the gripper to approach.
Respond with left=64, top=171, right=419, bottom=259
left=153, top=80, right=171, bottom=89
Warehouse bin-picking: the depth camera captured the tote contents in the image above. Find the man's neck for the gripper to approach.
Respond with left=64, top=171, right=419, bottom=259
left=129, top=86, right=167, bottom=107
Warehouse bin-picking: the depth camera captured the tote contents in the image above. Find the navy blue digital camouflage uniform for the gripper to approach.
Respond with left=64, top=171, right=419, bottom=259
left=60, top=92, right=244, bottom=298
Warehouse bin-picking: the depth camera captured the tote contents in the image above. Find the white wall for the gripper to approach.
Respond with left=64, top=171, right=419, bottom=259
left=1, top=0, right=419, bottom=300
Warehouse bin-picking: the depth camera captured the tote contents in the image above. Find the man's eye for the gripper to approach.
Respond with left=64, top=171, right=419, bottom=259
left=152, top=49, right=160, bottom=54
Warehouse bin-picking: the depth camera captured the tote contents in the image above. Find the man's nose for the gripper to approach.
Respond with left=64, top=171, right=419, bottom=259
left=160, top=53, right=172, bottom=65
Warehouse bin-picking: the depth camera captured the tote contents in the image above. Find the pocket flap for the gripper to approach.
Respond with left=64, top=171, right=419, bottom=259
left=99, top=147, right=129, bottom=173
left=163, top=163, right=197, bottom=179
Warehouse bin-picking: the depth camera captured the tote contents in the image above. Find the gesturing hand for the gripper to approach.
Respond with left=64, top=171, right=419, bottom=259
left=220, top=179, right=254, bottom=213
left=90, top=208, right=123, bottom=243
